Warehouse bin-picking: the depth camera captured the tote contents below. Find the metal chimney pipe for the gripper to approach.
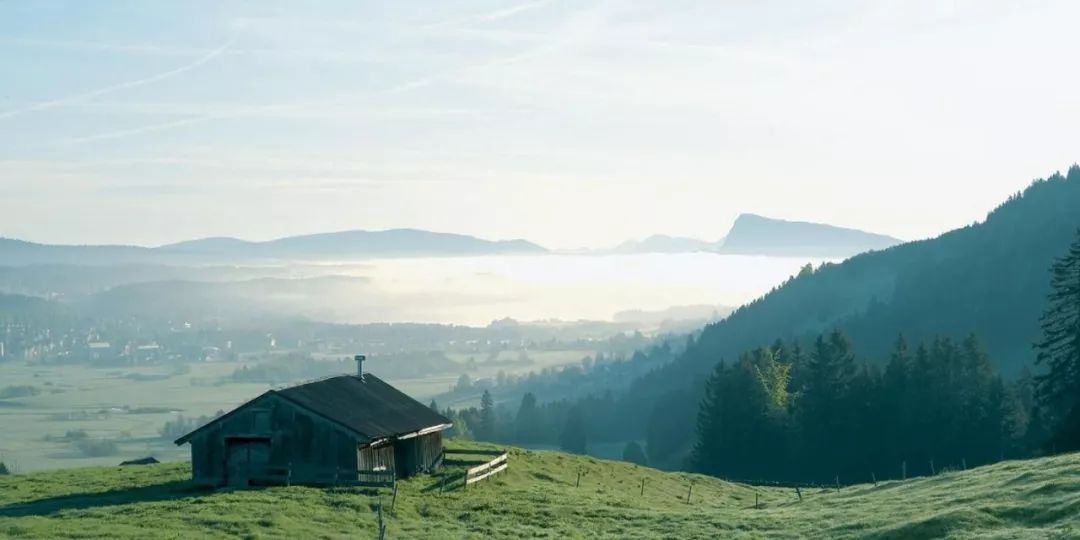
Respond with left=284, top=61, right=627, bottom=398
left=355, top=354, right=366, bottom=380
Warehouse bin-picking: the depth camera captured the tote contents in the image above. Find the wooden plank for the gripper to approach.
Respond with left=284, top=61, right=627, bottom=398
left=444, top=448, right=506, bottom=456
left=466, top=463, right=507, bottom=485
left=466, top=453, right=508, bottom=476
left=342, top=480, right=396, bottom=488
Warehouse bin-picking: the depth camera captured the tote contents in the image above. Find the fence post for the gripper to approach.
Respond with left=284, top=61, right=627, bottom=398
left=377, top=497, right=386, bottom=540
left=687, top=483, right=693, bottom=504
left=834, top=476, right=840, bottom=493
left=962, top=458, right=967, bottom=471
left=286, top=461, right=292, bottom=487
left=640, top=478, right=645, bottom=496
left=871, top=472, right=878, bottom=487
left=755, top=493, right=760, bottom=509
left=930, top=459, right=936, bottom=476
left=576, top=470, right=581, bottom=488
left=391, top=482, right=399, bottom=511
left=902, top=460, right=907, bottom=480
left=795, top=486, right=802, bottom=502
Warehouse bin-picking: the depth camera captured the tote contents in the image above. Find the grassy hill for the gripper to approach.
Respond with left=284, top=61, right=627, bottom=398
left=1, top=441, right=1078, bottom=539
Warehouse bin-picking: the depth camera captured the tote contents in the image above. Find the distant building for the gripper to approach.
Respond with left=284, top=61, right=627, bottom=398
left=174, top=356, right=451, bottom=487
left=120, top=456, right=160, bottom=466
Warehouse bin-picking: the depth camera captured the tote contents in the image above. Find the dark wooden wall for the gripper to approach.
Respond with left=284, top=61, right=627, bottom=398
left=186, top=393, right=446, bottom=486
left=188, top=394, right=361, bottom=486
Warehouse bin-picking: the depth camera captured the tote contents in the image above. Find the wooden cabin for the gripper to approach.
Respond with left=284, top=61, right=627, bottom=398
left=174, top=358, right=451, bottom=487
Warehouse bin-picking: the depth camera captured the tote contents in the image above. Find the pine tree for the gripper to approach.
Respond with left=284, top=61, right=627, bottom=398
left=515, top=392, right=542, bottom=443
left=478, top=390, right=497, bottom=441
left=797, top=330, right=858, bottom=480
left=621, top=441, right=648, bottom=466
left=1035, top=229, right=1080, bottom=451
left=428, top=399, right=439, bottom=412
left=559, top=405, right=587, bottom=454
left=690, top=361, right=728, bottom=474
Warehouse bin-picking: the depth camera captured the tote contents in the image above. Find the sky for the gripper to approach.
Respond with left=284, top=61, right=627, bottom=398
left=2, top=0, right=1079, bottom=250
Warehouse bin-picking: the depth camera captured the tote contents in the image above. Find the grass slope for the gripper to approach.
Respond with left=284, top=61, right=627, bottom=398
left=0, top=441, right=1078, bottom=539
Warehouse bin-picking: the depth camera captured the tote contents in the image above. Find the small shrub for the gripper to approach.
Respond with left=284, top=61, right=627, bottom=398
left=0, top=385, right=40, bottom=399
left=44, top=429, right=88, bottom=443
left=74, top=439, right=120, bottom=457
left=0, top=461, right=9, bottom=475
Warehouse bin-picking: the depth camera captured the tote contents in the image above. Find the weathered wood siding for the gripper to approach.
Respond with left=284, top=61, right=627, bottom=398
left=188, top=394, right=362, bottom=486
left=393, top=431, right=444, bottom=478
left=358, top=441, right=395, bottom=472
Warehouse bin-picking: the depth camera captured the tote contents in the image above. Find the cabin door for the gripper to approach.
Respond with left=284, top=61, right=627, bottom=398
left=225, top=437, right=270, bottom=487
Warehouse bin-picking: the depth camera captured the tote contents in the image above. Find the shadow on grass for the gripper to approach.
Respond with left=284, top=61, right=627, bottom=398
left=420, top=472, right=467, bottom=494
left=0, top=480, right=207, bottom=517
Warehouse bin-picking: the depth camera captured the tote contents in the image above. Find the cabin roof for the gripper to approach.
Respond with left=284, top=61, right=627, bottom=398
left=174, top=374, right=451, bottom=445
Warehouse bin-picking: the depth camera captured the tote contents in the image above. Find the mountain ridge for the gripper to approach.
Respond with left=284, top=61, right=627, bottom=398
left=0, top=229, right=546, bottom=265
left=717, top=213, right=902, bottom=256
left=610, top=214, right=900, bottom=256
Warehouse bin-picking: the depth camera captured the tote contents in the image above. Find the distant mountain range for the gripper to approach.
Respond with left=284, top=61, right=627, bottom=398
left=0, top=215, right=898, bottom=267
left=162, top=229, right=545, bottom=259
left=611, top=214, right=901, bottom=257
left=0, top=229, right=546, bottom=266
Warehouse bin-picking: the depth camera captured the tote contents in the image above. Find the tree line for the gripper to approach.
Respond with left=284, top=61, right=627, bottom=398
left=690, top=331, right=1039, bottom=483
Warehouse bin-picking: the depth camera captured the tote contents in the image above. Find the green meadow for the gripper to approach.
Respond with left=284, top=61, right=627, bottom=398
left=1, top=440, right=1077, bottom=539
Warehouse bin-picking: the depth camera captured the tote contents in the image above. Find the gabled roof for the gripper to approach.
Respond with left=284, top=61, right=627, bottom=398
left=174, top=374, right=451, bottom=445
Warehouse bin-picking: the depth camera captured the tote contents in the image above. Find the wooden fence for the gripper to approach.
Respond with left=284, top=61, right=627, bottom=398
left=442, top=449, right=514, bottom=488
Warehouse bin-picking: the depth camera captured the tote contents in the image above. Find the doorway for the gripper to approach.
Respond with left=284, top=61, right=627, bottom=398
left=224, top=437, right=271, bottom=487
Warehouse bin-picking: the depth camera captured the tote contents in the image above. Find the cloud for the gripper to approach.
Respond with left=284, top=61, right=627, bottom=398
left=0, top=33, right=240, bottom=121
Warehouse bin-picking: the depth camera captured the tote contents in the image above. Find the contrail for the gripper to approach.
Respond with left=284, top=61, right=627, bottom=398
left=421, top=0, right=555, bottom=29
left=0, top=34, right=239, bottom=121
left=61, top=38, right=550, bottom=146
left=59, top=1, right=572, bottom=146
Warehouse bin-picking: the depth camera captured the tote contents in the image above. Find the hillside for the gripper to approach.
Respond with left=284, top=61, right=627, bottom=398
left=0, top=229, right=545, bottom=267
left=0, top=442, right=1077, bottom=538
left=160, top=229, right=547, bottom=258
left=0, top=239, right=166, bottom=267
left=667, top=167, right=1080, bottom=381
left=608, top=215, right=898, bottom=257
left=718, top=213, right=902, bottom=256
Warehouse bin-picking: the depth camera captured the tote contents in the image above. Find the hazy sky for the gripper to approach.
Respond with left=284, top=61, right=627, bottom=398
left=2, top=1, right=1079, bottom=249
